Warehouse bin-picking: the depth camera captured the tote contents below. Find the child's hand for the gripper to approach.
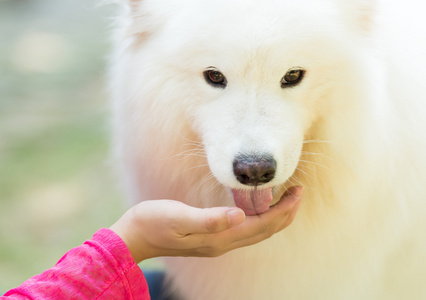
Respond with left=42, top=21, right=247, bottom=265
left=110, top=186, right=303, bottom=263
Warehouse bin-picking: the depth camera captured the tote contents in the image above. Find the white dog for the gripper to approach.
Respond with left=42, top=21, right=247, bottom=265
left=110, top=0, right=426, bottom=299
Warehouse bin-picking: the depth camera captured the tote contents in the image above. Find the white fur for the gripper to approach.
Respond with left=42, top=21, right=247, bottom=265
left=110, top=0, right=426, bottom=299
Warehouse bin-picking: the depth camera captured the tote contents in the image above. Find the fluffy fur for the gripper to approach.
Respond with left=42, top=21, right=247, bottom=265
left=109, top=0, right=426, bottom=299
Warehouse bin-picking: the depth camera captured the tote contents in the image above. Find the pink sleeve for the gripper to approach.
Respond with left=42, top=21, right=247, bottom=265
left=2, top=228, right=150, bottom=300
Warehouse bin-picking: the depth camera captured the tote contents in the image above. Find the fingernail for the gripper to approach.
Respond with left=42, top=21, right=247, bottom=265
left=227, top=209, right=246, bottom=227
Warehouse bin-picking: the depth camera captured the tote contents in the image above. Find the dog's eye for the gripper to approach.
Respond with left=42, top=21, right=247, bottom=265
left=281, top=68, right=305, bottom=88
left=204, top=69, right=227, bottom=88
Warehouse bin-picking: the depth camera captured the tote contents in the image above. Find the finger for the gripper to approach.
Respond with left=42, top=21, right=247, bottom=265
left=211, top=189, right=303, bottom=247
left=177, top=186, right=302, bottom=236
left=180, top=199, right=302, bottom=257
left=180, top=206, right=246, bottom=234
left=172, top=190, right=303, bottom=255
left=248, top=186, right=303, bottom=234
left=267, top=186, right=303, bottom=215
left=176, top=187, right=302, bottom=250
left=224, top=198, right=302, bottom=251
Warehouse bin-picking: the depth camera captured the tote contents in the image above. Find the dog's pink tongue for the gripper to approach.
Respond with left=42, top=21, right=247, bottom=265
left=232, top=187, right=273, bottom=216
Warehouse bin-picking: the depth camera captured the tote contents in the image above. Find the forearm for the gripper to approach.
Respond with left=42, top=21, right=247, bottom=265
left=2, top=229, right=149, bottom=300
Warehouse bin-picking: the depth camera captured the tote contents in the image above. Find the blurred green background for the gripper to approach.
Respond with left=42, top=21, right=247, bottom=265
left=0, top=0, right=158, bottom=292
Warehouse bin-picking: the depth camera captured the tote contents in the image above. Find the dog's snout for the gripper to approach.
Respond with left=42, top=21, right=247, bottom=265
left=233, top=154, right=276, bottom=186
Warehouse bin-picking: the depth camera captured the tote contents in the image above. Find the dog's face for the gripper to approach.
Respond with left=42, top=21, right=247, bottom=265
left=191, top=42, right=310, bottom=215
left=188, top=32, right=319, bottom=214
left=117, top=0, right=374, bottom=214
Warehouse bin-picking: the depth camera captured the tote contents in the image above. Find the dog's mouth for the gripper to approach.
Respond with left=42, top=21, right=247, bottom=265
left=231, top=187, right=274, bottom=216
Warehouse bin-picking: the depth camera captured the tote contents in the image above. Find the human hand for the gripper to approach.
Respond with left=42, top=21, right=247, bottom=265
left=110, top=186, right=303, bottom=264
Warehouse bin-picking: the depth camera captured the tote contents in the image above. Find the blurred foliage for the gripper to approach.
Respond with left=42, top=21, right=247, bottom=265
left=0, top=0, right=160, bottom=291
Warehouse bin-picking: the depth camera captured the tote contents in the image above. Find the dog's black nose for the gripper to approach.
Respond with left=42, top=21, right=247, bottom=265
left=233, top=154, right=276, bottom=186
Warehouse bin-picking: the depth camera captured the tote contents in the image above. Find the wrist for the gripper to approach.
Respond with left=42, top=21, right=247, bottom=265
left=110, top=209, right=148, bottom=264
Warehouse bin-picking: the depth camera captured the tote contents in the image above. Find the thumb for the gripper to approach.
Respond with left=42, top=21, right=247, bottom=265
left=182, top=206, right=246, bottom=234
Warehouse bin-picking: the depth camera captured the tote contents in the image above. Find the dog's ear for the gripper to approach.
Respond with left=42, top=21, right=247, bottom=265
left=120, top=0, right=164, bottom=42
left=335, top=0, right=377, bottom=33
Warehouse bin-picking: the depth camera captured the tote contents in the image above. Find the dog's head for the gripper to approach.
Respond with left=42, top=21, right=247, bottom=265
left=113, top=0, right=377, bottom=214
